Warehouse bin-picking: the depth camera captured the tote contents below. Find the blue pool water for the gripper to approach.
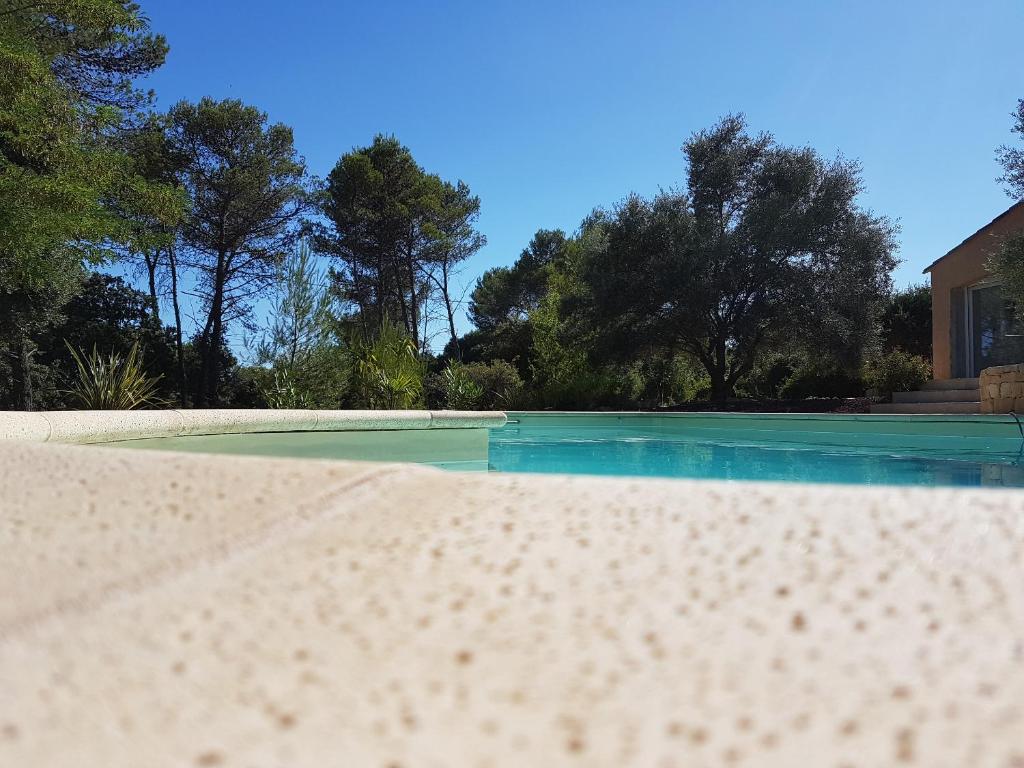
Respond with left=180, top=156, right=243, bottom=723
left=487, top=413, right=1024, bottom=488
left=112, top=412, right=1024, bottom=489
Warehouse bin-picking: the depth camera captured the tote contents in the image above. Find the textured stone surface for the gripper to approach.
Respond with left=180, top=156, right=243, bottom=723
left=980, top=365, right=1024, bottom=414
left=1, top=441, right=1024, bottom=767
left=0, top=409, right=505, bottom=444
left=0, top=412, right=50, bottom=441
left=312, top=409, right=433, bottom=431
left=44, top=410, right=186, bottom=443
left=176, top=408, right=320, bottom=436
left=430, top=410, right=509, bottom=429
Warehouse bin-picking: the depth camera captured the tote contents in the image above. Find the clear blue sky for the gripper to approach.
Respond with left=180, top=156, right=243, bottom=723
left=139, top=0, right=1024, bottom=345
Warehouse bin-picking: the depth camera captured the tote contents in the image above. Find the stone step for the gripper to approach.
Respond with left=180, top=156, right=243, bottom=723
left=892, top=388, right=981, bottom=403
left=921, top=377, right=979, bottom=391
left=870, top=401, right=980, bottom=415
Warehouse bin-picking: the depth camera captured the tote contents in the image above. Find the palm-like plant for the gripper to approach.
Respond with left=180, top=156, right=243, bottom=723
left=349, top=322, right=425, bottom=409
left=65, top=342, right=165, bottom=410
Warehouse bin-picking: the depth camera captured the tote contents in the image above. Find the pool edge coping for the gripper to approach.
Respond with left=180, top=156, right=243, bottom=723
left=0, top=409, right=507, bottom=444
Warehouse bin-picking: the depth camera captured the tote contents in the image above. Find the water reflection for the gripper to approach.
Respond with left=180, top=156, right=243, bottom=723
left=487, top=428, right=1024, bottom=488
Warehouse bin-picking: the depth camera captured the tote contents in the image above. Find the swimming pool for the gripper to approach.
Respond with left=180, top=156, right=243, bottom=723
left=489, top=412, right=1024, bottom=487
left=110, top=411, right=1024, bottom=488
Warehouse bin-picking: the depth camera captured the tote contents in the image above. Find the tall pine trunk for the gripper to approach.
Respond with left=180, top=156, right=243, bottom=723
left=167, top=245, right=188, bottom=407
left=11, top=331, right=34, bottom=411
left=197, top=251, right=227, bottom=407
left=439, top=262, right=460, bottom=359
left=143, top=249, right=161, bottom=324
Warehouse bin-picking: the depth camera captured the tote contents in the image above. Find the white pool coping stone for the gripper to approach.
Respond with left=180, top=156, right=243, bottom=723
left=0, top=409, right=507, bottom=444
left=0, top=438, right=1022, bottom=766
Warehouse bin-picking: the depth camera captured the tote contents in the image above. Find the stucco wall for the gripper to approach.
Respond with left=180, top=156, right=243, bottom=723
left=928, top=202, right=1024, bottom=379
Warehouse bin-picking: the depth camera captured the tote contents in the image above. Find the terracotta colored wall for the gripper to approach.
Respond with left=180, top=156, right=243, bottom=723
left=929, top=204, right=1024, bottom=379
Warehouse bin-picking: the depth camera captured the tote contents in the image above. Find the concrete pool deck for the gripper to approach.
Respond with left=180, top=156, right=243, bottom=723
left=1, top=411, right=1024, bottom=766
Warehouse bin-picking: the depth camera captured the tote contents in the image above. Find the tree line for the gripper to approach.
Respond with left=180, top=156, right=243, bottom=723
left=1, top=1, right=486, bottom=410
left=2, top=1, right=944, bottom=412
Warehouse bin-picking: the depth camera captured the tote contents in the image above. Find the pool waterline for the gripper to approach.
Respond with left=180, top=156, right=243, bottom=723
left=108, top=411, right=1024, bottom=489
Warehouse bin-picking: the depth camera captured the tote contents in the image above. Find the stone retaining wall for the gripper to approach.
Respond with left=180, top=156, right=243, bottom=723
left=980, top=364, right=1024, bottom=413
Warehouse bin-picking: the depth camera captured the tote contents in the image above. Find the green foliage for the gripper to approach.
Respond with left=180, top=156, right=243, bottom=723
left=0, top=0, right=178, bottom=290
left=997, top=98, right=1024, bottom=200
left=468, top=229, right=567, bottom=331
left=625, top=355, right=709, bottom=406
left=528, top=284, right=620, bottom=409
left=462, top=360, right=524, bottom=410
left=256, top=243, right=348, bottom=408
left=880, top=284, right=932, bottom=358
left=736, top=352, right=865, bottom=400
left=349, top=322, right=426, bottom=409
left=316, top=135, right=485, bottom=352
left=862, top=350, right=932, bottom=395
left=166, top=96, right=310, bottom=406
left=0, top=0, right=179, bottom=410
left=260, top=368, right=313, bottom=409
left=778, top=362, right=865, bottom=399
left=570, top=115, right=897, bottom=399
left=987, top=232, right=1024, bottom=310
left=42, top=273, right=176, bottom=401
left=65, top=342, right=164, bottom=410
left=427, top=359, right=526, bottom=410
left=439, top=361, right=484, bottom=409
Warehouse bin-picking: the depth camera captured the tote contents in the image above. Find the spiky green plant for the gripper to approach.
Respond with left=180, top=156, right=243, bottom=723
left=349, top=322, right=425, bottom=409
left=261, top=367, right=314, bottom=409
left=441, top=361, right=483, bottom=409
left=65, top=342, right=165, bottom=410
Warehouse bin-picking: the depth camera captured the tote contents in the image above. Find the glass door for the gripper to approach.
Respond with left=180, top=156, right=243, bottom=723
left=968, top=283, right=1024, bottom=376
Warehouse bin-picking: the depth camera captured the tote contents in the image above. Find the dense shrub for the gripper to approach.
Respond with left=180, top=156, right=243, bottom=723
left=348, top=323, right=425, bottom=409
left=440, top=361, right=484, bottom=409
left=880, top=284, right=932, bottom=359
left=426, top=359, right=525, bottom=410
left=779, top=362, right=865, bottom=399
left=625, top=355, right=709, bottom=406
left=862, top=350, right=931, bottom=395
left=462, top=360, right=524, bottom=409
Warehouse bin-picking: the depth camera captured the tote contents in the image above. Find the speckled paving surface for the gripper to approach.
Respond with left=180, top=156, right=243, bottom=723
left=2, top=440, right=1024, bottom=767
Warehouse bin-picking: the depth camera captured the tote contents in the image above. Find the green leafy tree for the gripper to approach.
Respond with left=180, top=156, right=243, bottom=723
left=989, top=101, right=1024, bottom=308
left=572, top=115, right=897, bottom=400
left=166, top=97, right=311, bottom=406
left=455, top=229, right=569, bottom=380
left=114, top=114, right=190, bottom=402
left=468, top=229, right=567, bottom=331
left=316, top=135, right=486, bottom=352
left=879, top=284, right=931, bottom=358
left=317, top=135, right=435, bottom=347
left=996, top=99, right=1024, bottom=200
left=256, top=243, right=348, bottom=407
left=423, top=180, right=486, bottom=356
left=0, top=0, right=177, bottom=409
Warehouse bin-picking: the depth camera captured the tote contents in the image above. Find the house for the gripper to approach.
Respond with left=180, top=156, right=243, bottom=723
left=924, top=201, right=1024, bottom=380
left=874, top=201, right=1024, bottom=414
